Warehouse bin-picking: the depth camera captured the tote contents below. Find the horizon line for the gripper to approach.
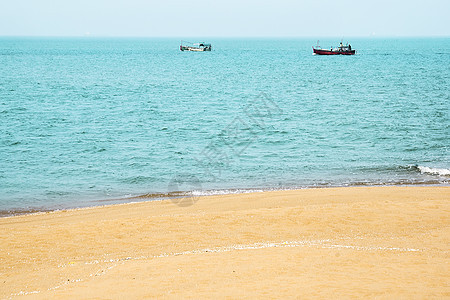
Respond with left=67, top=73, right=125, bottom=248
left=0, top=34, right=449, bottom=39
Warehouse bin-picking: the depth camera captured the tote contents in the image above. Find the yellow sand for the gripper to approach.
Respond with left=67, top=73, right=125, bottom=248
left=1, top=186, right=449, bottom=299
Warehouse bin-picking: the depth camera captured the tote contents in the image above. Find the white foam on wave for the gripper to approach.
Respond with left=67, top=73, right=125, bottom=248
left=417, top=166, right=450, bottom=176
left=190, top=188, right=266, bottom=197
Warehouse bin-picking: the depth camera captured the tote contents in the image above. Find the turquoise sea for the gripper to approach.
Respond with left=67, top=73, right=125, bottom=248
left=0, top=37, right=449, bottom=215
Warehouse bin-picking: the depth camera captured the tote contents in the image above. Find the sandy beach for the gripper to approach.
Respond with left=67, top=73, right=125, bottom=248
left=1, top=186, right=449, bottom=298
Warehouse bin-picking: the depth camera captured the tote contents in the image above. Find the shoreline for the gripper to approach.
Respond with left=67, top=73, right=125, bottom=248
left=1, top=181, right=449, bottom=218
left=1, top=186, right=449, bottom=298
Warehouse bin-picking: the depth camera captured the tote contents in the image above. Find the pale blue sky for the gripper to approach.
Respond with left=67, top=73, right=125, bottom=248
left=1, top=0, right=449, bottom=37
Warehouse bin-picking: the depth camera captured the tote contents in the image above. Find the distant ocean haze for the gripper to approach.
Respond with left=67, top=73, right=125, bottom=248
left=0, top=37, right=449, bottom=214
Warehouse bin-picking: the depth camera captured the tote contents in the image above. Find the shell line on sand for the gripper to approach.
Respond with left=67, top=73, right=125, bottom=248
left=10, top=239, right=423, bottom=297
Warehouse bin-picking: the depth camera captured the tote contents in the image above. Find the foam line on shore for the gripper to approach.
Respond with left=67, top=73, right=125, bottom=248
left=12, top=239, right=422, bottom=297
left=12, top=238, right=423, bottom=297
left=69, top=239, right=423, bottom=267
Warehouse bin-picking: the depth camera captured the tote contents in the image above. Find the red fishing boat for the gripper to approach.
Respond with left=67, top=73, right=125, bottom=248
left=313, top=41, right=355, bottom=55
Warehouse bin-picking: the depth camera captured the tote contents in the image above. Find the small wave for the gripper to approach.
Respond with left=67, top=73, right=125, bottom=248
left=120, top=176, right=155, bottom=184
left=125, top=188, right=267, bottom=200
left=191, top=188, right=265, bottom=197
left=0, top=208, right=52, bottom=218
left=417, top=166, right=450, bottom=177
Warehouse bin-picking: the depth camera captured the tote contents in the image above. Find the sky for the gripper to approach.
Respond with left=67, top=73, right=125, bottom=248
left=0, top=0, right=449, bottom=37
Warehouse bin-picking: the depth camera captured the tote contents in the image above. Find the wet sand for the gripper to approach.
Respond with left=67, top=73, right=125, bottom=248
left=1, top=186, right=449, bottom=298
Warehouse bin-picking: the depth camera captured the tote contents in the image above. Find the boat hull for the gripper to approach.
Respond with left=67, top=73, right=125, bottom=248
left=313, top=48, right=355, bottom=55
left=180, top=46, right=211, bottom=52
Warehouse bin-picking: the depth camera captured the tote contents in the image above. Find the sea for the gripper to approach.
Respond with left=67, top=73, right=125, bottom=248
left=0, top=37, right=449, bottom=215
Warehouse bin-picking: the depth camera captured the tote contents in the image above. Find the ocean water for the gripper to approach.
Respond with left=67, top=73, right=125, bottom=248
left=0, top=37, right=449, bottom=215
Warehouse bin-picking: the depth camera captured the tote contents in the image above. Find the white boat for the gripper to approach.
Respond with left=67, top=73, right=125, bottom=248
left=180, top=41, right=211, bottom=52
